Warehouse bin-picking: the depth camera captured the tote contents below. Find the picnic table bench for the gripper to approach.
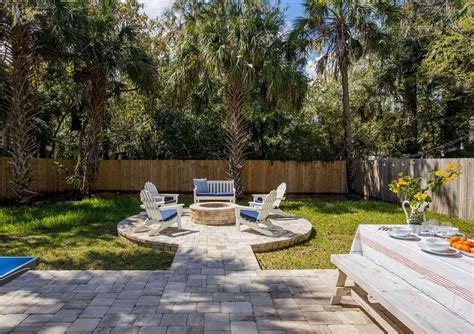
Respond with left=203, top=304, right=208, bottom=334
left=331, top=254, right=472, bottom=334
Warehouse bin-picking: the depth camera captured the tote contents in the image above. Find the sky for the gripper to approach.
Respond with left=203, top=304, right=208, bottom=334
left=139, top=0, right=305, bottom=23
left=138, top=0, right=317, bottom=74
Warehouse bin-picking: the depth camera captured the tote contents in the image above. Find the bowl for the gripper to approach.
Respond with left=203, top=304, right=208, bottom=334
left=392, top=226, right=412, bottom=237
left=426, top=238, right=450, bottom=252
left=443, top=227, right=459, bottom=237
left=425, top=237, right=439, bottom=247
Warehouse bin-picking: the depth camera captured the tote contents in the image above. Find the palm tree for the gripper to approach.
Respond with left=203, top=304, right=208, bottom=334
left=40, top=0, right=157, bottom=197
left=0, top=2, right=39, bottom=203
left=172, top=0, right=304, bottom=197
left=294, top=0, right=397, bottom=193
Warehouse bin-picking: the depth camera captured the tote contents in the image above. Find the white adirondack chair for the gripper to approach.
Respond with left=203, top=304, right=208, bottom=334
left=250, top=182, right=286, bottom=208
left=144, top=182, right=179, bottom=205
left=134, top=190, right=183, bottom=236
left=235, top=190, right=282, bottom=237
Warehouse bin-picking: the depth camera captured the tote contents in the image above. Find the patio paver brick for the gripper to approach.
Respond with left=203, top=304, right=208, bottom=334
left=0, top=210, right=380, bottom=333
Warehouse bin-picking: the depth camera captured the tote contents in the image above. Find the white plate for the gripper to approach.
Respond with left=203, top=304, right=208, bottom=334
left=421, top=247, right=460, bottom=257
left=435, top=232, right=464, bottom=238
left=459, top=250, right=474, bottom=257
left=389, top=232, right=420, bottom=240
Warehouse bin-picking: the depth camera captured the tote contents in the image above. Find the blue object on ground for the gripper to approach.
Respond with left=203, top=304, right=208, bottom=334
left=0, top=257, right=38, bottom=286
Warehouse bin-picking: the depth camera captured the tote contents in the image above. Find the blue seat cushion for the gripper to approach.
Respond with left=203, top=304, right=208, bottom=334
left=214, top=192, right=233, bottom=196
left=193, top=178, right=209, bottom=193
left=160, top=209, right=177, bottom=221
left=196, top=192, right=234, bottom=196
left=240, top=210, right=259, bottom=222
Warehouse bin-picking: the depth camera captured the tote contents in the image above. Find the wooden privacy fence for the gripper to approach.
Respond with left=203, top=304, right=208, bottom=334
left=0, top=158, right=347, bottom=200
left=353, top=159, right=473, bottom=221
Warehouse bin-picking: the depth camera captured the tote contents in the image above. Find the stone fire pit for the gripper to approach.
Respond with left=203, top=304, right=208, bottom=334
left=190, top=202, right=235, bottom=226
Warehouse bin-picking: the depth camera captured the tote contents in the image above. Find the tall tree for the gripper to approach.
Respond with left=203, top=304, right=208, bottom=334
left=172, top=0, right=305, bottom=196
left=294, top=0, right=397, bottom=193
left=40, top=0, right=157, bottom=197
left=0, top=2, right=39, bottom=202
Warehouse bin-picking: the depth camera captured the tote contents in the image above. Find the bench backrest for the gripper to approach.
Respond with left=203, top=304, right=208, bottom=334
left=207, top=180, right=234, bottom=193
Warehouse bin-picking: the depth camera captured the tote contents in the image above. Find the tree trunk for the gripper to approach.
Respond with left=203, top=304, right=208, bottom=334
left=224, top=82, right=247, bottom=198
left=340, top=60, right=354, bottom=194
left=402, top=70, right=418, bottom=154
left=78, top=68, right=107, bottom=197
left=403, top=0, right=420, bottom=155
left=6, top=20, right=38, bottom=203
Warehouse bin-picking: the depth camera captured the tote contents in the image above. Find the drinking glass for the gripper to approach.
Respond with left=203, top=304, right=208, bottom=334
left=426, top=219, right=438, bottom=237
left=439, top=221, right=452, bottom=237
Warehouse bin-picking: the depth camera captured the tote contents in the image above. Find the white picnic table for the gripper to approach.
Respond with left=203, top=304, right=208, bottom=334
left=351, top=224, right=474, bottom=327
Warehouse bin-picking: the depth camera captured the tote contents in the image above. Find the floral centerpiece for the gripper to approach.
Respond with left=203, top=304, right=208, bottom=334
left=389, top=163, right=462, bottom=230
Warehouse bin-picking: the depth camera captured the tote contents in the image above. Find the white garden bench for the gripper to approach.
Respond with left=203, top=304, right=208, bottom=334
left=331, top=254, right=471, bottom=334
left=193, top=180, right=235, bottom=203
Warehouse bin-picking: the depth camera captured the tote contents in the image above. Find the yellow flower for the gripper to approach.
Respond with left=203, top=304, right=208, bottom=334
left=434, top=170, right=446, bottom=178
left=443, top=175, right=456, bottom=184
left=446, top=163, right=457, bottom=172
left=398, top=179, right=408, bottom=186
left=414, top=192, right=428, bottom=201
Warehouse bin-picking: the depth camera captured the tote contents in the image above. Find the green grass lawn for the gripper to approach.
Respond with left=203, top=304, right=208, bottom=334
left=0, top=197, right=174, bottom=270
left=1, top=195, right=472, bottom=270
left=256, top=199, right=473, bottom=269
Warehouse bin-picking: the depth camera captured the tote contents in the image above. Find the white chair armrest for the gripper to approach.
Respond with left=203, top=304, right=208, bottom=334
left=143, top=200, right=164, bottom=207
left=234, top=204, right=260, bottom=211
left=160, top=193, right=179, bottom=199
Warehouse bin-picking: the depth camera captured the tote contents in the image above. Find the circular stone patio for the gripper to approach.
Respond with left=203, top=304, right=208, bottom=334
left=117, top=208, right=312, bottom=253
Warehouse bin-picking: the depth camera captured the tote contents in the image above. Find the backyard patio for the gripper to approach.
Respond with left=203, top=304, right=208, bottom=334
left=1, top=195, right=472, bottom=333
left=1, top=0, right=473, bottom=332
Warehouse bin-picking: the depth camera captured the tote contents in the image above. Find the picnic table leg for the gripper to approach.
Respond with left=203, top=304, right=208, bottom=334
left=330, top=270, right=347, bottom=305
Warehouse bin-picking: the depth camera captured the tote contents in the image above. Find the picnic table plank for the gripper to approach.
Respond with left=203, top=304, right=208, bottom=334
left=332, top=254, right=472, bottom=334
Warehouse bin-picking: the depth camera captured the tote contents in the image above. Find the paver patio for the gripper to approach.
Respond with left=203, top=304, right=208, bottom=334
left=0, top=210, right=382, bottom=333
